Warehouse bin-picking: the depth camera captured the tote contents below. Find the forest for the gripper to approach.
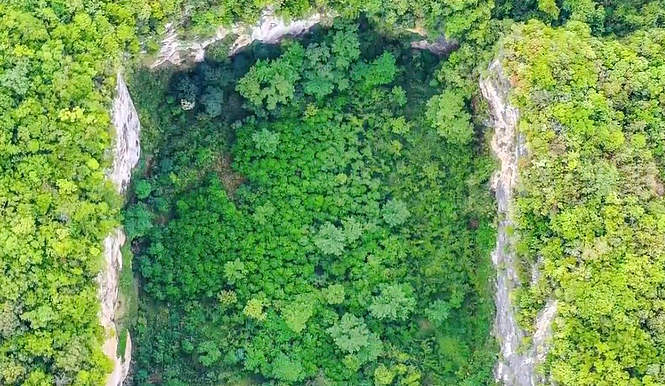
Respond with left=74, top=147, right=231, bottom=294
left=0, top=0, right=664, bottom=385
left=126, top=22, right=497, bottom=384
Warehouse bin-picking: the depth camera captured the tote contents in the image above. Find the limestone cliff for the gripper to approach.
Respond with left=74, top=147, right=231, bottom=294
left=101, top=73, right=141, bottom=386
left=480, top=59, right=557, bottom=386
left=151, top=9, right=329, bottom=68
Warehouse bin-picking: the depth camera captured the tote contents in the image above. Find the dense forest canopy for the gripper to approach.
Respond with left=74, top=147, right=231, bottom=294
left=0, top=0, right=664, bottom=385
left=127, top=23, right=497, bottom=384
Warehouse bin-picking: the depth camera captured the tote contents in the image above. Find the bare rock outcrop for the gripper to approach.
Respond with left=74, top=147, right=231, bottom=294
left=151, top=9, right=329, bottom=68
left=99, top=230, right=132, bottom=386
left=480, top=59, right=557, bottom=385
left=109, top=74, right=141, bottom=193
left=411, top=35, right=458, bottom=56
left=100, top=72, right=141, bottom=386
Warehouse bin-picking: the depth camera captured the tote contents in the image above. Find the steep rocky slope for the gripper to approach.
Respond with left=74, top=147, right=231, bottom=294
left=480, top=59, right=556, bottom=385
left=102, top=73, right=141, bottom=386
left=151, top=9, right=330, bottom=68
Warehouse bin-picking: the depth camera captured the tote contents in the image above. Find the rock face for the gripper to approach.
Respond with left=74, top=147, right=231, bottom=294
left=100, top=72, right=141, bottom=386
left=480, top=59, right=557, bottom=385
left=151, top=9, right=328, bottom=68
left=109, top=74, right=141, bottom=193
left=410, top=35, right=458, bottom=56
left=100, top=230, right=132, bottom=386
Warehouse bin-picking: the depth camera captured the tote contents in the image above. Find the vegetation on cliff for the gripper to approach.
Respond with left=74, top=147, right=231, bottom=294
left=504, top=20, right=665, bottom=385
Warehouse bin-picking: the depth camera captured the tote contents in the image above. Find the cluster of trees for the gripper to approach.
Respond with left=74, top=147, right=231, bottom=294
left=126, top=23, right=498, bottom=385
left=0, top=1, right=291, bottom=384
left=495, top=0, right=665, bottom=35
left=503, top=20, right=665, bottom=385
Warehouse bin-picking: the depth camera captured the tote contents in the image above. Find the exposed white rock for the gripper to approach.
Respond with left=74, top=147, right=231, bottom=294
left=480, top=59, right=557, bottom=386
left=109, top=73, right=141, bottom=193
left=151, top=9, right=329, bottom=68
left=533, top=299, right=557, bottom=364
left=100, top=72, right=141, bottom=386
left=99, top=230, right=131, bottom=386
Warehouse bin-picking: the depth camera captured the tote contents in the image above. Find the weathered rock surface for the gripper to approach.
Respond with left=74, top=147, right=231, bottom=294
left=411, top=35, right=458, bottom=56
left=151, top=9, right=329, bottom=68
left=100, top=72, right=141, bottom=386
left=109, top=74, right=141, bottom=193
left=99, top=230, right=132, bottom=386
left=480, top=59, right=557, bottom=385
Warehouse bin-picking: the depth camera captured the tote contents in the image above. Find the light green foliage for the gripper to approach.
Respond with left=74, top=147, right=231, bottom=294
left=369, top=284, right=416, bottom=321
left=503, top=21, right=665, bottom=385
left=314, top=222, right=347, bottom=256
left=382, top=199, right=410, bottom=227
left=244, top=298, right=267, bottom=321
left=327, top=313, right=374, bottom=354
left=0, top=1, right=162, bottom=382
left=223, top=259, right=247, bottom=284
left=217, top=289, right=238, bottom=308
left=538, top=0, right=560, bottom=19
left=374, top=364, right=396, bottom=385
left=237, top=43, right=304, bottom=110
left=283, top=298, right=315, bottom=333
left=352, top=52, right=398, bottom=89
left=342, top=217, right=364, bottom=243
left=272, top=352, right=305, bottom=382
left=323, top=284, right=346, bottom=305
left=425, top=299, right=451, bottom=325
left=198, top=341, right=221, bottom=367
left=426, top=90, right=474, bottom=144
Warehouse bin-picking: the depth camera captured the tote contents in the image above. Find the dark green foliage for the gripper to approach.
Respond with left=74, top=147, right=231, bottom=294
left=494, top=0, right=665, bottom=35
left=134, top=180, right=153, bottom=199
left=128, top=23, right=497, bottom=385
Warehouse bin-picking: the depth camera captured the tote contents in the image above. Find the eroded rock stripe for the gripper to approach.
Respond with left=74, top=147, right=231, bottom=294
left=481, top=59, right=556, bottom=386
